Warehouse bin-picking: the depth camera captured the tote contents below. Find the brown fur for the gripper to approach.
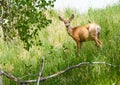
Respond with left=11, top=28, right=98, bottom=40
left=59, top=14, right=102, bottom=52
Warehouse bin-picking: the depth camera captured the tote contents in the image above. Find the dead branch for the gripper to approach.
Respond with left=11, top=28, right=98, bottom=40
left=0, top=61, right=117, bottom=85
left=19, top=61, right=114, bottom=84
left=37, top=58, right=45, bottom=85
left=0, top=68, right=20, bottom=83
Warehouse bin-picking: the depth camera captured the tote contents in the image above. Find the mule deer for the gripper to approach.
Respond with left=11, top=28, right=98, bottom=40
left=59, top=14, right=102, bottom=52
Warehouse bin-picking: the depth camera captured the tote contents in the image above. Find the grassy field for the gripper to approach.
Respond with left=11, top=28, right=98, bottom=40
left=0, top=3, right=120, bottom=85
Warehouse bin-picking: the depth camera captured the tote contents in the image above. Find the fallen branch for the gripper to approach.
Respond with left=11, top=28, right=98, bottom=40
left=0, top=61, right=117, bottom=85
left=19, top=61, right=115, bottom=84
left=0, top=68, right=20, bottom=83
left=37, top=58, right=45, bottom=85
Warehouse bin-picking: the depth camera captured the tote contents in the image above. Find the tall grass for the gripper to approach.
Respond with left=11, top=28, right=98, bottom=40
left=0, top=4, right=120, bottom=85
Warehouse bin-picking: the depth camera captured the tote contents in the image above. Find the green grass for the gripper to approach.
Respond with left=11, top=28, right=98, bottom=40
left=0, top=4, right=120, bottom=85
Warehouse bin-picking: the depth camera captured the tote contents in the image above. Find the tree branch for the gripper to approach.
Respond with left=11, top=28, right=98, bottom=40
left=0, top=68, right=20, bottom=83
left=37, top=58, right=45, bottom=85
left=19, top=61, right=114, bottom=84
left=0, top=61, right=117, bottom=85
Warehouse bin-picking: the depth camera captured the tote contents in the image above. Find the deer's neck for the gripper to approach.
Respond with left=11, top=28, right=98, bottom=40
left=66, top=26, right=73, bottom=36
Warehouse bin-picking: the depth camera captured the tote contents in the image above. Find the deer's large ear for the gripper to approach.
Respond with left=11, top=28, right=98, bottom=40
left=69, top=14, right=74, bottom=21
left=59, top=16, right=65, bottom=22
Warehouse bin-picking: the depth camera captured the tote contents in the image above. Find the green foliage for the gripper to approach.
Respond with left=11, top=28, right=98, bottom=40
left=0, top=3, right=120, bottom=85
left=1, top=0, right=55, bottom=50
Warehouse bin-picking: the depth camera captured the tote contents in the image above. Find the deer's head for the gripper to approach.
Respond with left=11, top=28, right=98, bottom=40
left=59, top=14, right=74, bottom=28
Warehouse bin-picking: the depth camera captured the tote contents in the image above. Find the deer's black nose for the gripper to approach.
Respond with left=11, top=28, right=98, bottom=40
left=66, top=25, right=69, bottom=28
left=66, top=24, right=70, bottom=27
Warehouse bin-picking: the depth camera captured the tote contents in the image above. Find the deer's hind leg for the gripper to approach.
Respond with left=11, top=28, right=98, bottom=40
left=92, top=36, right=102, bottom=48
